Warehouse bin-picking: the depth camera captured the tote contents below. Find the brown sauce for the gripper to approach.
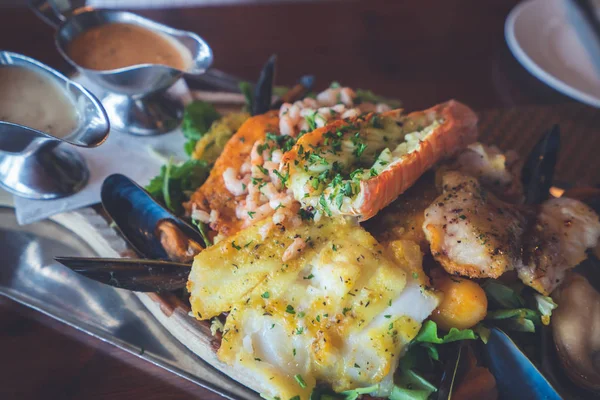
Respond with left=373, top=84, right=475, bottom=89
left=67, top=22, right=192, bottom=71
left=0, top=66, right=78, bottom=137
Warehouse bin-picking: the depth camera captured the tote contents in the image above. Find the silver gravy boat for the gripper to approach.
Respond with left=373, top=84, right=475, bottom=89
left=0, top=51, right=109, bottom=200
left=30, top=1, right=213, bottom=136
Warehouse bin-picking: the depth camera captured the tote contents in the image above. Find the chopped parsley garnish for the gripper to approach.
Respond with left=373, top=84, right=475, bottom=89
left=342, top=307, right=352, bottom=316
left=286, top=305, right=296, bottom=314
left=257, top=165, right=269, bottom=176
left=247, top=211, right=256, bottom=219
left=254, top=357, right=262, bottom=362
left=354, top=142, right=368, bottom=158
left=261, top=291, right=270, bottom=299
left=296, top=327, right=304, bottom=335
left=272, top=169, right=289, bottom=186
left=316, top=315, right=321, bottom=322
left=294, top=374, right=307, bottom=389
left=304, top=273, right=314, bottom=280
left=332, top=244, right=338, bottom=251
left=319, top=194, right=332, bottom=216
left=298, top=311, right=306, bottom=318
left=231, top=241, right=241, bottom=250
left=305, top=111, right=318, bottom=131
left=385, top=315, right=391, bottom=319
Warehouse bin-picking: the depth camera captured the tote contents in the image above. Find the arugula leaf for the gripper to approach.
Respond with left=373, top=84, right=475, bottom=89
left=534, top=294, right=557, bottom=325
left=485, top=308, right=540, bottom=333
left=482, top=279, right=525, bottom=309
left=355, top=89, right=401, bottom=108
left=184, top=138, right=198, bottom=157
left=389, top=370, right=436, bottom=400
left=145, top=159, right=210, bottom=215
left=414, top=320, right=477, bottom=345
left=181, top=101, right=221, bottom=154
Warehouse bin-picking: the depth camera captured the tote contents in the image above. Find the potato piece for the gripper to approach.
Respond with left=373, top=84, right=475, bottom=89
left=430, top=269, right=487, bottom=330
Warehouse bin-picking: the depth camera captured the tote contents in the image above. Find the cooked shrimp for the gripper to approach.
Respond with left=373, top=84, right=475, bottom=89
left=282, top=100, right=478, bottom=221
left=518, top=197, right=600, bottom=295
left=423, top=171, right=527, bottom=278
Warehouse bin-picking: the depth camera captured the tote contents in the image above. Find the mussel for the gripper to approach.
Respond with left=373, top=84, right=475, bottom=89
left=508, top=125, right=600, bottom=397
left=101, top=173, right=204, bottom=262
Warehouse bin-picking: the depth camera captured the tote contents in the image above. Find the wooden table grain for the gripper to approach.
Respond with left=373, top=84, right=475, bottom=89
left=0, top=1, right=584, bottom=399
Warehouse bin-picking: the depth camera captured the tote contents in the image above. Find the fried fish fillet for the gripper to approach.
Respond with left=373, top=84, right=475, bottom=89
left=185, top=111, right=279, bottom=238
left=423, top=171, right=527, bottom=278
left=188, top=217, right=439, bottom=399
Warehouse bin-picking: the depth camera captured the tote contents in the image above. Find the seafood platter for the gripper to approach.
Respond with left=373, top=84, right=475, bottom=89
left=2, top=4, right=600, bottom=400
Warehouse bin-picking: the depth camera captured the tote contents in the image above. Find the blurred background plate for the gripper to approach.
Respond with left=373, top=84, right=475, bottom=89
left=506, top=0, right=600, bottom=107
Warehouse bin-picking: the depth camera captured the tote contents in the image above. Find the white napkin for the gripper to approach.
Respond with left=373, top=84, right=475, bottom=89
left=14, top=76, right=191, bottom=225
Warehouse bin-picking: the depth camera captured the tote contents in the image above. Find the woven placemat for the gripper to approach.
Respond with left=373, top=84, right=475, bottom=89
left=478, top=103, right=600, bottom=186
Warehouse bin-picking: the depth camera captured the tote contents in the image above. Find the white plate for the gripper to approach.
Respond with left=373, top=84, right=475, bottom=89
left=506, top=0, right=600, bottom=107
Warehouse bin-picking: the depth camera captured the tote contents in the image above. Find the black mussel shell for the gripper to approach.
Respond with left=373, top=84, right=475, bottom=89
left=522, top=125, right=560, bottom=205
left=101, top=174, right=204, bottom=261
left=252, top=54, right=277, bottom=116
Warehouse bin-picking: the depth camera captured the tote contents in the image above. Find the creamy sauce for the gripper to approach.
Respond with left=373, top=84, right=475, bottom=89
left=67, top=22, right=192, bottom=71
left=0, top=66, right=79, bottom=137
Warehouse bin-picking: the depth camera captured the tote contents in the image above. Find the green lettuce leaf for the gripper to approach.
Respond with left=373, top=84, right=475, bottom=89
left=482, top=279, right=525, bottom=309
left=414, top=320, right=477, bottom=345
left=389, top=370, right=436, bottom=400
left=485, top=308, right=540, bottom=333
left=181, top=101, right=221, bottom=155
left=145, top=158, right=210, bottom=214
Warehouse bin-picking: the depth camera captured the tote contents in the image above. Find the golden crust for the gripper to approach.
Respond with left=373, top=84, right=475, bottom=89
left=184, top=111, right=279, bottom=237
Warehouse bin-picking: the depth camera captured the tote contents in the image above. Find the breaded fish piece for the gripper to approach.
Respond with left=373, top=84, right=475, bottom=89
left=188, top=217, right=439, bottom=399
left=185, top=111, right=279, bottom=238
left=423, top=171, right=527, bottom=278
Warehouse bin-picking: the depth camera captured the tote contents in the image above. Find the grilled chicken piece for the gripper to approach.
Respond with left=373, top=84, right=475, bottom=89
left=423, top=171, right=527, bottom=279
left=188, top=217, right=439, bottom=399
left=519, top=197, right=600, bottom=295
left=185, top=111, right=279, bottom=238
left=281, top=100, right=478, bottom=221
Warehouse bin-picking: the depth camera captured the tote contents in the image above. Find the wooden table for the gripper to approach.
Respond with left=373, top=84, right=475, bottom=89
left=0, top=1, right=584, bottom=399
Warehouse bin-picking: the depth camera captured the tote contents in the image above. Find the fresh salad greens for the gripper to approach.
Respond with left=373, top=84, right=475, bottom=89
left=146, top=158, right=210, bottom=215
left=308, top=321, right=476, bottom=400
left=146, top=100, right=237, bottom=217
left=182, top=101, right=222, bottom=156
left=413, top=321, right=477, bottom=361
left=482, top=279, right=553, bottom=332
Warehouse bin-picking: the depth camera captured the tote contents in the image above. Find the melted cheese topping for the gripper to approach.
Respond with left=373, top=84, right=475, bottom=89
left=188, top=218, right=439, bottom=399
left=286, top=114, right=440, bottom=219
